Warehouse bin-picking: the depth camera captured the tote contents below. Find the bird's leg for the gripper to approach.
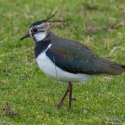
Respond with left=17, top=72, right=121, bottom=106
left=68, top=82, right=72, bottom=109
left=57, top=82, right=71, bottom=108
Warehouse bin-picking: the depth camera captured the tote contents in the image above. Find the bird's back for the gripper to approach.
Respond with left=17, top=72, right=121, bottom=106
left=47, top=31, right=125, bottom=75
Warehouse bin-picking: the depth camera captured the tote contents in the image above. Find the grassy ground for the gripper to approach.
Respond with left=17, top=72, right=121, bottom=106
left=0, top=0, right=125, bottom=124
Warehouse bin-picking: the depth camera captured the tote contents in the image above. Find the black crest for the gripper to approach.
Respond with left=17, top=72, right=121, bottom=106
left=30, top=10, right=57, bottom=28
left=43, top=9, right=57, bottom=22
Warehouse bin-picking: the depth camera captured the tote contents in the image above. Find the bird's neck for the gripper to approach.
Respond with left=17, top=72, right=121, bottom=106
left=34, top=34, right=51, bottom=58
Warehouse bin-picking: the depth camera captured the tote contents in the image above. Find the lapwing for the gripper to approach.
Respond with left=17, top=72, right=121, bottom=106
left=20, top=12, right=125, bottom=108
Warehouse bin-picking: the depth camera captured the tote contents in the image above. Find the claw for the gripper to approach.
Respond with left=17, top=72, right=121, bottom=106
left=72, top=98, right=76, bottom=101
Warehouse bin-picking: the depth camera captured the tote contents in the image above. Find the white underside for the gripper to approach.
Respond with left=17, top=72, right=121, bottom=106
left=36, top=45, right=94, bottom=83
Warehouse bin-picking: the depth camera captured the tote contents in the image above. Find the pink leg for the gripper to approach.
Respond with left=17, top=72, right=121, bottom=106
left=57, top=82, right=73, bottom=109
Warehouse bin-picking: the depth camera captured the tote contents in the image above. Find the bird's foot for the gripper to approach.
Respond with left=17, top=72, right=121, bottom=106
left=72, top=98, right=76, bottom=101
left=57, top=102, right=63, bottom=109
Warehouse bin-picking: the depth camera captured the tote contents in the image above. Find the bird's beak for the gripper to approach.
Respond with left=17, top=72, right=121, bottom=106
left=20, top=33, right=30, bottom=41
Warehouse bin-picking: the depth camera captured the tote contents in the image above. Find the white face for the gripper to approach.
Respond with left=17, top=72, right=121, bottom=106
left=29, top=23, right=47, bottom=41
left=34, top=32, right=46, bottom=41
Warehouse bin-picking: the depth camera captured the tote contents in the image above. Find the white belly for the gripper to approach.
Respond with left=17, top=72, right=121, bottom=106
left=36, top=51, right=94, bottom=83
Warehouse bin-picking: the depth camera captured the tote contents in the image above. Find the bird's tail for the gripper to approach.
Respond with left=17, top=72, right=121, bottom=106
left=106, top=63, right=125, bottom=75
left=99, top=57, right=125, bottom=75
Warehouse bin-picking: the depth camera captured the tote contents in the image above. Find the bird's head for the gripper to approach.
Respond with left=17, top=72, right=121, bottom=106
left=20, top=11, right=57, bottom=42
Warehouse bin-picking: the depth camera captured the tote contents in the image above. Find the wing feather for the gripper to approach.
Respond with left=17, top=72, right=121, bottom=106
left=45, top=32, right=125, bottom=75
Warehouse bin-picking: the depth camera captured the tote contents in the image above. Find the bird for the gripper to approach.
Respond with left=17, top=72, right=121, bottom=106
left=20, top=12, right=125, bottom=109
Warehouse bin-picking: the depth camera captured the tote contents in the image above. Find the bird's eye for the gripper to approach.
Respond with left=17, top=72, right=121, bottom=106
left=32, top=27, right=37, bottom=32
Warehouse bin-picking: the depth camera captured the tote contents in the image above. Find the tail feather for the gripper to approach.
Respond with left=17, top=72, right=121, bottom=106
left=105, top=63, right=125, bottom=75
left=99, top=57, right=125, bottom=75
left=121, top=65, right=125, bottom=71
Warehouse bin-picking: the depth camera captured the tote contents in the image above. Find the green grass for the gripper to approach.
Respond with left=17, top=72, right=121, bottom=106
left=0, top=0, right=125, bottom=124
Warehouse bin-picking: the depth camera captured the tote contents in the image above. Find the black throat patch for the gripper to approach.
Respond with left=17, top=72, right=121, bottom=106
left=34, top=37, right=51, bottom=58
